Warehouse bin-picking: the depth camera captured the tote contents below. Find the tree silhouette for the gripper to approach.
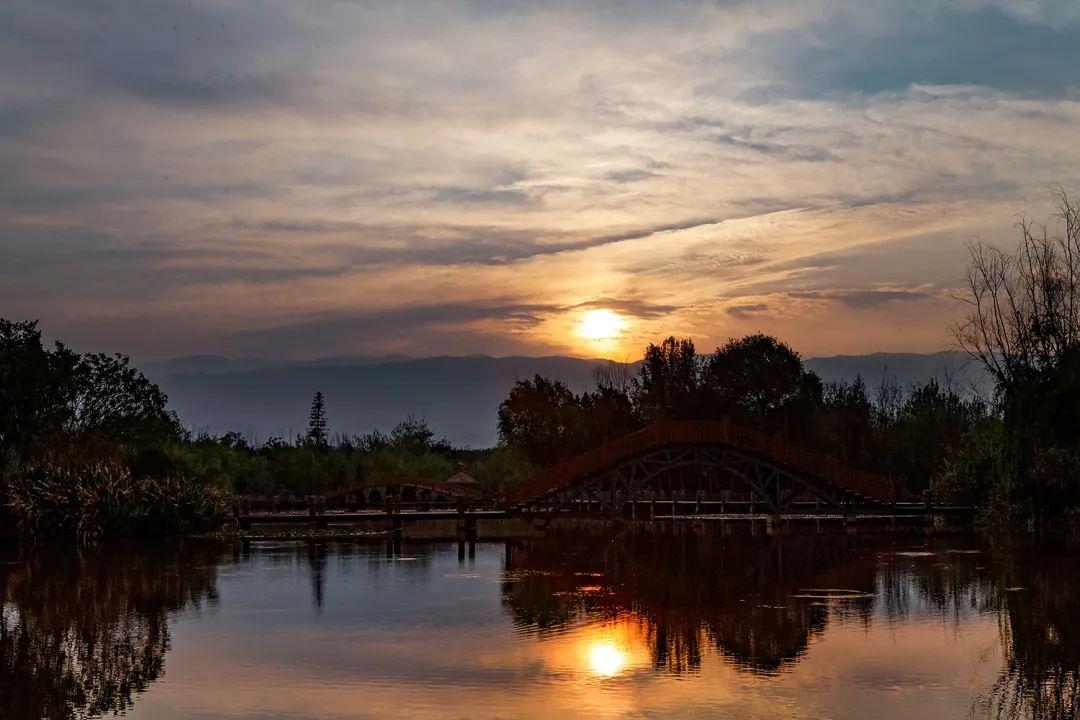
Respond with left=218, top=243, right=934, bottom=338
left=306, top=391, right=328, bottom=445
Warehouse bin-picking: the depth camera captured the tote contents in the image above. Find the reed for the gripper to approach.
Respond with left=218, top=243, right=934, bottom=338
left=4, top=456, right=231, bottom=541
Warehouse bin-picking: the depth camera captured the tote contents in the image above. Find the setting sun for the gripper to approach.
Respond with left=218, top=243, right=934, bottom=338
left=578, top=309, right=626, bottom=343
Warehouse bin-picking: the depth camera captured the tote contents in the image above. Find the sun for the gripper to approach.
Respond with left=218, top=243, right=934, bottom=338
left=578, top=308, right=626, bottom=343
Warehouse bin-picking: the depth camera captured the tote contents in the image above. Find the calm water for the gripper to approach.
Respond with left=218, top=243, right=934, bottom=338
left=1, top=526, right=1077, bottom=720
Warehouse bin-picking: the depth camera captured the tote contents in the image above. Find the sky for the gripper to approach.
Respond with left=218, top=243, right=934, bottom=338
left=3, top=1, right=1080, bottom=361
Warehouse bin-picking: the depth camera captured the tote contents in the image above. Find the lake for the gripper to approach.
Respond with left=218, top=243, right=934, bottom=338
left=1, top=524, right=1076, bottom=719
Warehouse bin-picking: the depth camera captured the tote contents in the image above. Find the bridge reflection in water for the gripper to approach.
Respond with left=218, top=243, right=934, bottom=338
left=1, top=529, right=1077, bottom=720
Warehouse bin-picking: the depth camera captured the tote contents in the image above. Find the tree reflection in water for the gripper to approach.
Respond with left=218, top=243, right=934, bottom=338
left=501, top=524, right=877, bottom=674
left=501, top=523, right=1080, bottom=720
left=0, top=544, right=223, bottom=720
left=976, top=546, right=1079, bottom=720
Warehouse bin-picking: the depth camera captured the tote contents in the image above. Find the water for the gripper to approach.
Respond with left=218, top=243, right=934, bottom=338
left=1, top=525, right=1076, bottom=720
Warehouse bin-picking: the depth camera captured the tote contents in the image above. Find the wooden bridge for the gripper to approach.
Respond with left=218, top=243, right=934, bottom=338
left=233, top=420, right=977, bottom=533
left=502, top=420, right=897, bottom=516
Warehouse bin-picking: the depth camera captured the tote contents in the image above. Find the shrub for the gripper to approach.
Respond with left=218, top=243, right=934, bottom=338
left=5, top=458, right=231, bottom=541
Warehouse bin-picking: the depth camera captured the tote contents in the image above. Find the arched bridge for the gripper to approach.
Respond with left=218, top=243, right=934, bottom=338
left=502, top=420, right=896, bottom=515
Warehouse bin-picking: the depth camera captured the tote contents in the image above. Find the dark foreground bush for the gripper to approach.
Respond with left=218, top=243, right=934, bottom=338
left=5, top=459, right=231, bottom=541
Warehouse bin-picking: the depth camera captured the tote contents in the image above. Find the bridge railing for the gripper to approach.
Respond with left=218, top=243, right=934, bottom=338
left=502, top=419, right=896, bottom=506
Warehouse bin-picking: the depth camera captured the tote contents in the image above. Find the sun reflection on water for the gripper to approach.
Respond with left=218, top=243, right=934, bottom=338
left=587, top=641, right=628, bottom=678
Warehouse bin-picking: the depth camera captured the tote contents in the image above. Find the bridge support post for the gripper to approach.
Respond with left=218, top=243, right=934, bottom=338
left=766, top=514, right=783, bottom=535
left=309, top=497, right=327, bottom=530
left=695, top=491, right=702, bottom=515
left=235, top=497, right=252, bottom=531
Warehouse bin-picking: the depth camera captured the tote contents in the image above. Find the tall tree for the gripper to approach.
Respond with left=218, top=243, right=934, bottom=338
left=632, top=336, right=700, bottom=420
left=306, top=391, right=328, bottom=446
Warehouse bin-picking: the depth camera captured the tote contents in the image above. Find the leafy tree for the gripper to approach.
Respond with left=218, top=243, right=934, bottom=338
left=817, top=377, right=875, bottom=467
left=498, top=375, right=584, bottom=466
left=578, top=385, right=641, bottom=447
left=389, top=416, right=439, bottom=454
left=69, top=352, right=181, bottom=447
left=0, top=320, right=78, bottom=465
left=700, top=334, right=822, bottom=438
left=632, top=336, right=699, bottom=420
left=1, top=320, right=177, bottom=464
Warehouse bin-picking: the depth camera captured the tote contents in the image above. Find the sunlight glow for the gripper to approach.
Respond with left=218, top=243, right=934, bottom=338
left=587, top=641, right=627, bottom=678
left=578, top=309, right=626, bottom=343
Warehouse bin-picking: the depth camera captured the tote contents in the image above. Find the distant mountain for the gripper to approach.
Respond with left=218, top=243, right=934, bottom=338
left=805, top=351, right=990, bottom=395
left=148, top=355, right=605, bottom=448
left=141, top=354, right=414, bottom=376
left=145, top=351, right=992, bottom=448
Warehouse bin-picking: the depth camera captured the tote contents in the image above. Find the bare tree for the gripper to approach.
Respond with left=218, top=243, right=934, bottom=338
left=954, top=190, right=1080, bottom=391
left=592, top=359, right=635, bottom=394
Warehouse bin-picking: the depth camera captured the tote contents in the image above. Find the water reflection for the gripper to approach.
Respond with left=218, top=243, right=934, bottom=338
left=501, top=526, right=879, bottom=674
left=0, top=529, right=1076, bottom=719
left=0, top=544, right=222, bottom=719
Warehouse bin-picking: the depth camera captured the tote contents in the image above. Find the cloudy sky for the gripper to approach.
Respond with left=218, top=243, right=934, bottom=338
left=3, top=1, right=1079, bottom=361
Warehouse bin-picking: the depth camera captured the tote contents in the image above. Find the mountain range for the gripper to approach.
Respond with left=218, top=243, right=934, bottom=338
left=143, top=351, right=989, bottom=448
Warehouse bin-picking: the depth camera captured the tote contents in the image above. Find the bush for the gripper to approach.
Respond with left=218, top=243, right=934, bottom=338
left=5, top=458, right=231, bottom=541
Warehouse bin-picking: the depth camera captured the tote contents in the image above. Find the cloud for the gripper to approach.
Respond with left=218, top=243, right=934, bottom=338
left=726, top=303, right=770, bottom=318
left=3, top=1, right=1080, bottom=360
left=787, top=289, right=931, bottom=309
left=219, top=302, right=566, bottom=357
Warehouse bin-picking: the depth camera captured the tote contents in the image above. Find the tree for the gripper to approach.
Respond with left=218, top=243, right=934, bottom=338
left=632, top=337, right=700, bottom=420
left=68, top=352, right=180, bottom=447
left=389, top=416, right=445, bottom=454
left=498, top=375, right=584, bottom=466
left=955, top=189, right=1080, bottom=393
left=953, top=191, right=1080, bottom=525
left=306, top=391, right=328, bottom=446
left=700, top=334, right=822, bottom=438
left=1, top=319, right=177, bottom=464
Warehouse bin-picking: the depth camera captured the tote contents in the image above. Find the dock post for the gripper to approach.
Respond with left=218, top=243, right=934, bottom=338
left=389, top=494, right=403, bottom=540
left=922, top=490, right=934, bottom=533
left=237, top=497, right=252, bottom=531
left=309, top=497, right=327, bottom=530
left=843, top=492, right=857, bottom=534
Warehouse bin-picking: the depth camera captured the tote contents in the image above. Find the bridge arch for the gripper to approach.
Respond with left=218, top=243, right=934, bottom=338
left=503, top=421, right=894, bottom=514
